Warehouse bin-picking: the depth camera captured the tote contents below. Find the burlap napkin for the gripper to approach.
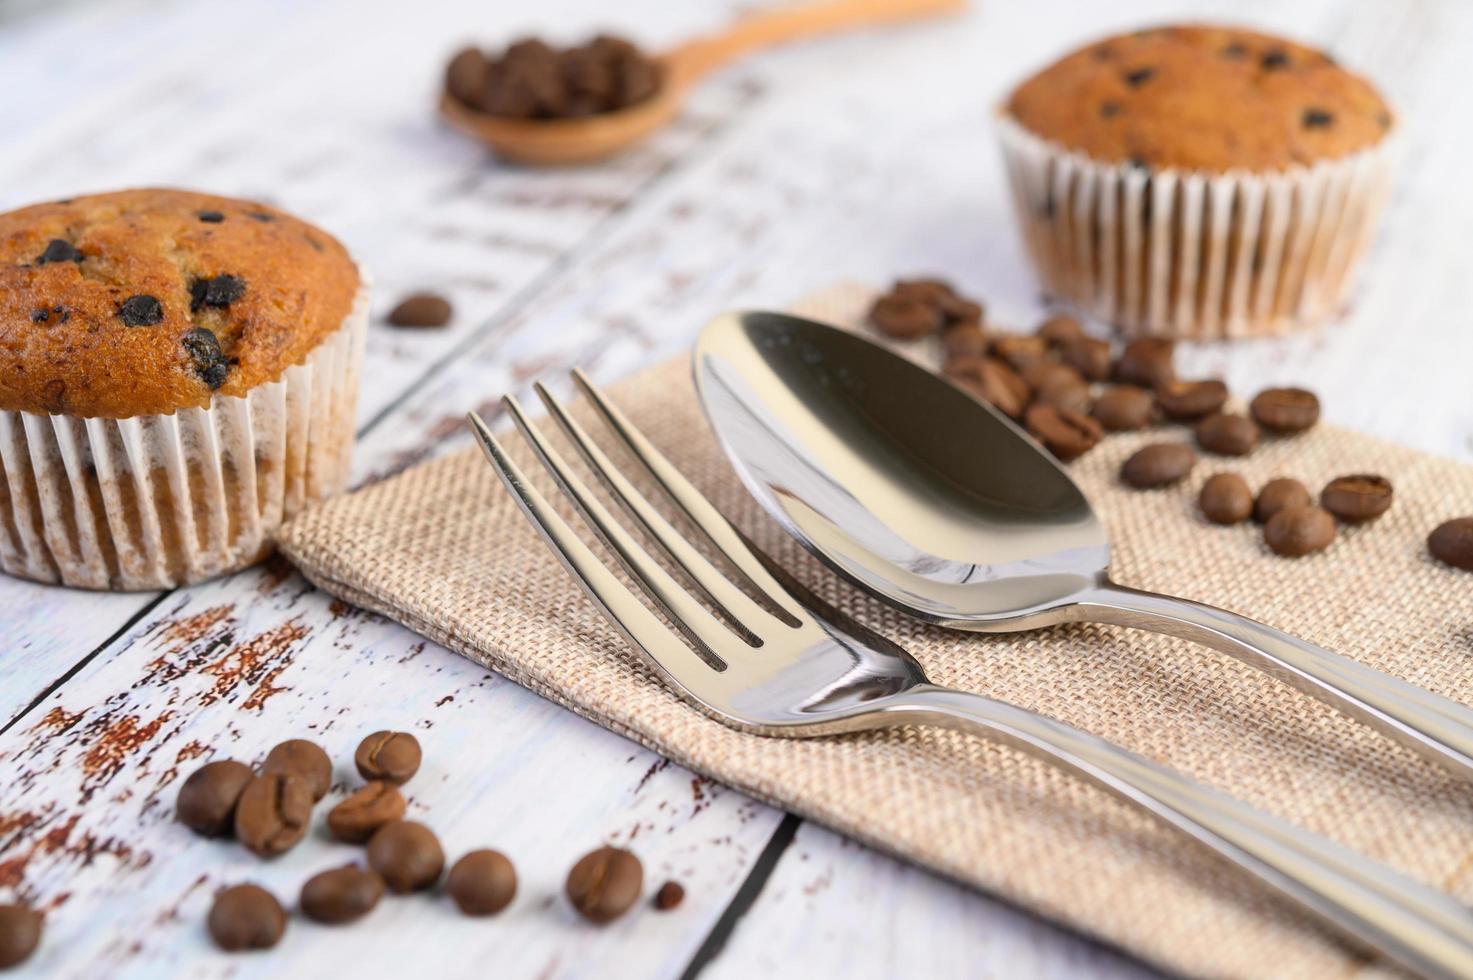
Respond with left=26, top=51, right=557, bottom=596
left=277, top=286, right=1473, bottom=980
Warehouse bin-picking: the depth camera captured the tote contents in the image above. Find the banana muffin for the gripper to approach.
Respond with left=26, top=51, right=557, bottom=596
left=0, top=188, right=368, bottom=589
left=997, top=25, right=1395, bottom=338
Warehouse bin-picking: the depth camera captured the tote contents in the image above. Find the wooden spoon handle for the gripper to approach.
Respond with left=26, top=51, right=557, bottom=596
left=663, top=0, right=967, bottom=89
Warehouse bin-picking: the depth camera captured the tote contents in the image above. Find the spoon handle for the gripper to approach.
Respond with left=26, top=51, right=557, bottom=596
left=1077, top=582, right=1473, bottom=780
left=664, top=0, right=967, bottom=89
left=891, top=685, right=1473, bottom=980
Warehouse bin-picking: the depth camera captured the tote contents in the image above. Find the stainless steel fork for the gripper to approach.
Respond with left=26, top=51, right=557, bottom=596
left=468, top=371, right=1473, bottom=980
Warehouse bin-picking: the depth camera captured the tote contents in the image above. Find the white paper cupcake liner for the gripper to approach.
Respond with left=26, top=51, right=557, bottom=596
left=0, top=277, right=369, bottom=590
left=996, top=115, right=1396, bottom=339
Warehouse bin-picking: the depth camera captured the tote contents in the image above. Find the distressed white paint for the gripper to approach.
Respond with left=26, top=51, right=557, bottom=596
left=0, top=0, right=1471, bottom=977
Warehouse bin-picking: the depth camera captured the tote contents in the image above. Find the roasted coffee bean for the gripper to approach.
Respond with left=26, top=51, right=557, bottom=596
left=189, top=274, right=246, bottom=312
left=1092, top=385, right=1155, bottom=431
left=35, top=239, right=81, bottom=265
left=868, top=294, right=940, bottom=339
left=1060, top=336, right=1112, bottom=381
left=208, top=885, right=285, bottom=951
left=989, top=334, right=1050, bottom=372
left=261, top=739, right=332, bottom=802
left=326, top=780, right=407, bottom=844
left=1320, top=474, right=1393, bottom=523
left=566, top=846, right=643, bottom=924
left=196, top=210, right=225, bottom=223
left=1264, top=505, right=1336, bottom=557
left=1036, top=314, right=1084, bottom=347
left=445, top=47, right=490, bottom=106
left=354, top=731, right=422, bottom=785
left=1250, top=387, right=1320, bottom=434
left=387, top=292, right=453, bottom=328
left=367, top=821, right=445, bottom=893
left=446, top=850, right=518, bottom=916
left=1113, top=338, right=1174, bottom=389
left=177, top=759, right=254, bottom=837
left=0, top=904, right=41, bottom=969
left=654, top=881, right=684, bottom=911
left=299, top=864, right=385, bottom=925
left=1199, top=473, right=1253, bottom=525
left=893, top=279, right=975, bottom=322
left=234, top=772, right=313, bottom=857
left=1030, top=371, right=1092, bottom=415
left=1120, top=443, right=1196, bottom=489
left=947, top=356, right=1029, bottom=419
left=1195, top=412, right=1259, bottom=456
left=1025, top=404, right=1102, bottom=461
left=941, top=322, right=987, bottom=360
left=1254, top=478, right=1312, bottom=524
left=1429, top=518, right=1473, bottom=571
left=117, top=295, right=163, bottom=327
left=181, top=327, right=229, bottom=390
left=1021, top=360, right=1079, bottom=391
left=1156, top=379, right=1228, bottom=420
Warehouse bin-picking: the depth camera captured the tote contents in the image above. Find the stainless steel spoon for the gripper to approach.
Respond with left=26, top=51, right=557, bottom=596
left=692, top=310, right=1473, bottom=779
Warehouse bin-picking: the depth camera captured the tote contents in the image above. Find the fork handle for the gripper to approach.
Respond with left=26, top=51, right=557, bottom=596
left=886, top=685, right=1473, bottom=979
left=1073, top=582, right=1473, bottom=781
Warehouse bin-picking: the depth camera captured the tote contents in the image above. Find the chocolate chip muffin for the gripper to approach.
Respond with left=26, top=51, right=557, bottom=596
left=0, top=188, right=368, bottom=589
left=997, top=24, right=1395, bottom=338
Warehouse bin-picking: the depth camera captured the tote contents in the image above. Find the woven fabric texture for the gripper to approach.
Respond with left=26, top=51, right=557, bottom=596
left=277, top=286, right=1473, bottom=980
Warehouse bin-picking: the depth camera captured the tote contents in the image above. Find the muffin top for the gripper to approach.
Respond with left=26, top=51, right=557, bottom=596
left=0, top=188, right=359, bottom=418
left=1004, top=25, right=1393, bottom=172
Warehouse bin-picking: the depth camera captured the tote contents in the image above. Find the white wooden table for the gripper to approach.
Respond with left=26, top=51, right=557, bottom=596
left=1, top=0, right=1470, bottom=977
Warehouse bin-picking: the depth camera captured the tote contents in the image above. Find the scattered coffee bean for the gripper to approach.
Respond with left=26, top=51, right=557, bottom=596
left=35, top=239, right=81, bottom=265
left=446, top=850, right=518, bottom=916
left=893, top=279, right=977, bottom=323
left=1060, top=336, right=1112, bottom=381
left=367, top=821, right=445, bottom=893
left=117, top=295, right=164, bottom=327
left=869, top=294, right=941, bottom=339
left=1428, top=518, right=1473, bottom=571
left=653, top=880, right=685, bottom=911
left=299, top=864, right=385, bottom=925
left=181, top=327, right=229, bottom=390
left=566, top=846, right=643, bottom=924
left=1250, top=387, right=1320, bottom=434
left=1113, top=338, right=1175, bottom=389
left=1036, top=314, right=1084, bottom=346
left=207, top=884, right=286, bottom=952
left=189, top=274, right=246, bottom=312
left=0, top=904, right=41, bottom=969
left=1319, top=474, right=1393, bottom=523
left=1031, top=370, right=1092, bottom=415
left=1265, top=505, right=1336, bottom=557
left=234, top=772, right=313, bottom=857
left=948, top=356, right=1029, bottom=419
left=196, top=210, right=225, bottom=223
left=327, top=781, right=407, bottom=844
left=941, top=321, right=987, bottom=360
left=1254, top=478, right=1312, bottom=524
left=261, top=739, right=332, bottom=802
left=990, top=334, right=1050, bottom=372
left=354, top=731, right=422, bottom=786
left=1195, top=412, right=1259, bottom=456
left=1121, top=443, right=1196, bottom=489
left=176, top=759, right=255, bottom=837
left=1156, top=379, right=1228, bottom=420
left=1199, top=473, right=1253, bottom=525
left=1025, top=404, right=1102, bottom=461
left=1092, top=385, right=1155, bottom=431
left=386, top=293, right=453, bottom=328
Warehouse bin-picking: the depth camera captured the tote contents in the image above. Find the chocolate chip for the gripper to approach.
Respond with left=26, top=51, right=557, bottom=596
left=1221, top=42, right=1248, bottom=58
left=177, top=759, right=255, bottom=837
left=1092, top=384, right=1156, bottom=431
left=1123, top=67, right=1155, bottom=87
left=566, top=846, right=642, bottom=924
left=261, top=739, right=332, bottom=802
left=196, top=210, right=225, bottom=223
left=326, top=781, right=407, bottom=844
left=447, top=850, right=518, bottom=916
left=1261, top=50, right=1290, bottom=70
left=246, top=211, right=275, bottom=222
left=207, top=884, right=285, bottom=952
left=299, top=864, right=385, bottom=925
left=1025, top=403, right=1102, bottom=461
left=1429, top=518, right=1473, bottom=571
left=1378, top=111, right=1393, bottom=129
left=1302, top=108, right=1334, bottom=129
left=190, top=274, right=246, bottom=311
left=1121, top=443, right=1196, bottom=489
left=354, top=731, right=422, bottom=785
left=1100, top=101, right=1122, bottom=118
left=654, top=880, right=684, bottom=911
left=182, top=327, right=229, bottom=389
left=367, top=821, right=445, bottom=893
left=0, top=904, right=42, bottom=969
left=35, top=239, right=81, bottom=264
left=1320, top=474, right=1393, bottom=523
left=1254, top=478, right=1312, bottom=524
left=1250, top=387, right=1320, bottom=434
left=1199, top=473, right=1253, bottom=525
left=118, top=295, right=164, bottom=326
left=386, top=293, right=453, bottom=329
left=29, top=308, right=49, bottom=323
left=1195, top=412, right=1259, bottom=456
left=1265, top=505, right=1336, bottom=557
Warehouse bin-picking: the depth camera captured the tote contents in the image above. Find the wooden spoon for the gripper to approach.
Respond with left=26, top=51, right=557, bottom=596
left=439, top=0, right=967, bottom=166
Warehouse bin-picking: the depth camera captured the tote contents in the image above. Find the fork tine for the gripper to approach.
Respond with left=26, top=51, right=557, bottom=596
left=570, top=369, right=804, bottom=625
left=466, top=412, right=723, bottom=692
left=500, top=396, right=744, bottom=664
left=534, top=381, right=789, bottom=643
